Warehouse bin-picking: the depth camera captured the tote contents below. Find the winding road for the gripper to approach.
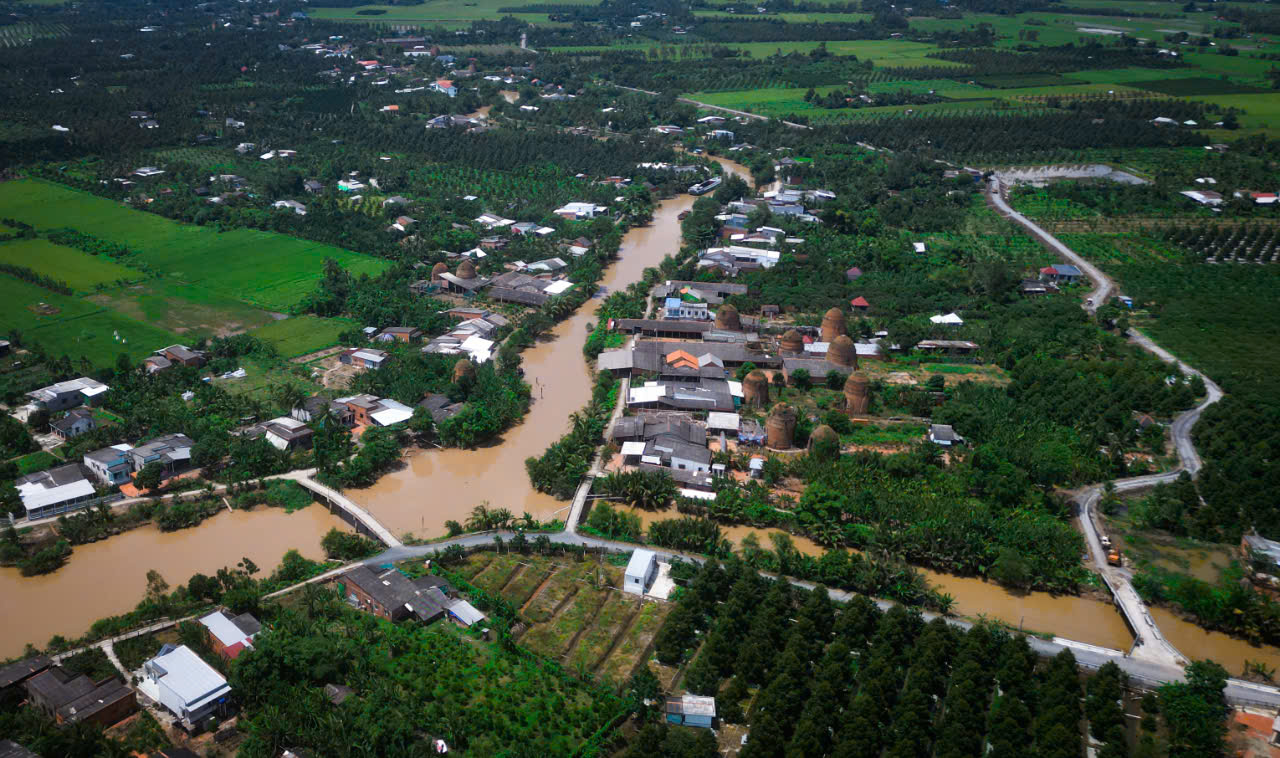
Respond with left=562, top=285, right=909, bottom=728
left=987, top=175, right=1226, bottom=669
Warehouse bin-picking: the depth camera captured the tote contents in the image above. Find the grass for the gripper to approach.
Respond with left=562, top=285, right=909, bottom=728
left=88, top=281, right=279, bottom=339
left=14, top=450, right=58, bottom=475
left=453, top=551, right=494, bottom=580
left=0, top=239, right=143, bottom=292
left=0, top=275, right=182, bottom=365
left=1193, top=93, right=1280, bottom=133
left=0, top=180, right=388, bottom=312
left=471, top=553, right=523, bottom=595
left=502, top=562, right=552, bottom=608
left=249, top=315, right=358, bottom=357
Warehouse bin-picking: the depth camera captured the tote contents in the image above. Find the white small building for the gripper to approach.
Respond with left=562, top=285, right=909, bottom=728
left=554, top=202, right=607, bottom=220
left=140, top=644, right=232, bottom=730
left=624, top=549, right=658, bottom=595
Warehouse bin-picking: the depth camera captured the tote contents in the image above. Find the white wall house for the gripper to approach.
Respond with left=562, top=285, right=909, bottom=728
left=141, top=645, right=232, bottom=730
left=624, top=549, right=658, bottom=595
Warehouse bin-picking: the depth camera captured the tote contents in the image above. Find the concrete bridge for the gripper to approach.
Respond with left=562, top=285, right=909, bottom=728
left=274, top=469, right=403, bottom=548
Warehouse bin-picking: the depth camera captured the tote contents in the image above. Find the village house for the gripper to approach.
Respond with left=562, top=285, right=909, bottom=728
left=16, top=464, right=96, bottom=520
left=198, top=610, right=261, bottom=660
left=928, top=424, right=964, bottom=446
left=0, top=655, right=51, bottom=694
left=273, top=199, right=307, bottom=216
left=128, top=433, right=195, bottom=476
left=665, top=695, right=716, bottom=728
left=158, top=344, right=207, bottom=368
left=335, top=565, right=486, bottom=627
left=336, top=394, right=413, bottom=427
left=50, top=408, right=95, bottom=440
left=339, top=347, right=390, bottom=370
left=554, top=202, right=607, bottom=220
left=304, top=179, right=324, bottom=194
left=373, top=326, right=423, bottom=344
left=663, top=298, right=711, bottom=321
left=1039, top=264, right=1083, bottom=284
left=83, top=444, right=135, bottom=487
left=239, top=416, right=314, bottom=451
left=293, top=395, right=354, bottom=425
left=430, top=79, right=457, bottom=97
left=24, top=667, right=136, bottom=728
left=26, top=377, right=109, bottom=412
left=140, top=644, right=233, bottom=731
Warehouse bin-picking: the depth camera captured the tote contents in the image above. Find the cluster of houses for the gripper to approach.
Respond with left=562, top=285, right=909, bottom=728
left=415, top=257, right=576, bottom=310
left=0, top=612, right=247, bottom=737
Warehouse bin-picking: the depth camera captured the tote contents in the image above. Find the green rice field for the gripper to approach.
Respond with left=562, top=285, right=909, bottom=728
left=249, top=314, right=359, bottom=357
left=0, top=180, right=388, bottom=312
left=0, top=275, right=181, bottom=365
left=0, top=238, right=143, bottom=292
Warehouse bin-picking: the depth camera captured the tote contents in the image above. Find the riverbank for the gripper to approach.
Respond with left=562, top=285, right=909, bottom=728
left=0, top=504, right=345, bottom=657
left=344, top=156, right=750, bottom=537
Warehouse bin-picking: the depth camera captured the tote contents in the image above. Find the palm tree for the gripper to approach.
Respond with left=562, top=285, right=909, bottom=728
left=466, top=503, right=492, bottom=531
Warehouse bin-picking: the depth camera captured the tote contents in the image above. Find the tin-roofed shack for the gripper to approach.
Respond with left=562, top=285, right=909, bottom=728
left=665, top=694, right=716, bottom=728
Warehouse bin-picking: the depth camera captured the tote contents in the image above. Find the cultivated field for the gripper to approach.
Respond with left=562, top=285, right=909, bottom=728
left=0, top=275, right=181, bottom=364
left=249, top=314, right=358, bottom=357
left=0, top=180, right=388, bottom=311
left=0, top=239, right=143, bottom=292
left=449, top=551, right=674, bottom=688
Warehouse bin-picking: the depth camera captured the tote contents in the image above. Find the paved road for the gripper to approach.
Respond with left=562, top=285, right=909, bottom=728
left=362, top=530, right=1280, bottom=705
left=986, top=174, right=1228, bottom=668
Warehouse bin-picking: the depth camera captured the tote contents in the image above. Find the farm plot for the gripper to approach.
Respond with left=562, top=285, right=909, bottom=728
left=0, top=180, right=387, bottom=311
left=471, top=553, right=525, bottom=595
left=89, top=281, right=279, bottom=338
left=519, top=568, right=619, bottom=659
left=596, top=600, right=672, bottom=686
left=0, top=275, right=182, bottom=365
left=564, top=592, right=642, bottom=672
left=0, top=239, right=143, bottom=292
left=1159, top=224, right=1280, bottom=264
left=501, top=561, right=553, bottom=608
left=0, top=23, right=69, bottom=46
left=452, top=551, right=495, bottom=580
left=520, top=560, right=596, bottom=622
left=249, top=315, right=358, bottom=357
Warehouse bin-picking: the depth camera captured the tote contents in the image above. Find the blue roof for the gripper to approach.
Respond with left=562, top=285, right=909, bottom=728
left=1054, top=264, right=1082, bottom=276
left=665, top=297, right=682, bottom=309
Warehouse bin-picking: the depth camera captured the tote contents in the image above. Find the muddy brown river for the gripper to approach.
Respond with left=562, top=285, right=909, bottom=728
left=344, top=158, right=743, bottom=535
left=0, top=506, right=344, bottom=657
left=1, top=154, right=1273, bottom=671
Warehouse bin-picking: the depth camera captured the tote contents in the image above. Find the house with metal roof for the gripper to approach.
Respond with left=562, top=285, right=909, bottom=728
left=665, top=695, right=716, bottom=728
left=1039, top=264, right=1084, bottom=284
left=928, top=424, right=964, bottom=447
left=26, top=377, right=109, bottom=411
left=24, top=667, right=136, bottom=727
left=199, top=611, right=261, bottom=660
left=128, top=433, right=194, bottom=475
left=83, top=444, right=134, bottom=486
left=624, top=549, right=657, bottom=595
left=16, top=463, right=96, bottom=520
left=141, top=644, right=232, bottom=730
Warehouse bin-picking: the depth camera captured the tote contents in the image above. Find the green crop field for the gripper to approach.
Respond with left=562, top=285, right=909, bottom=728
left=0, top=180, right=388, bottom=311
left=88, top=281, right=280, bottom=338
left=309, top=0, right=594, bottom=26
left=0, top=239, right=143, bottom=292
left=249, top=314, right=359, bottom=357
left=0, top=275, right=181, bottom=364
